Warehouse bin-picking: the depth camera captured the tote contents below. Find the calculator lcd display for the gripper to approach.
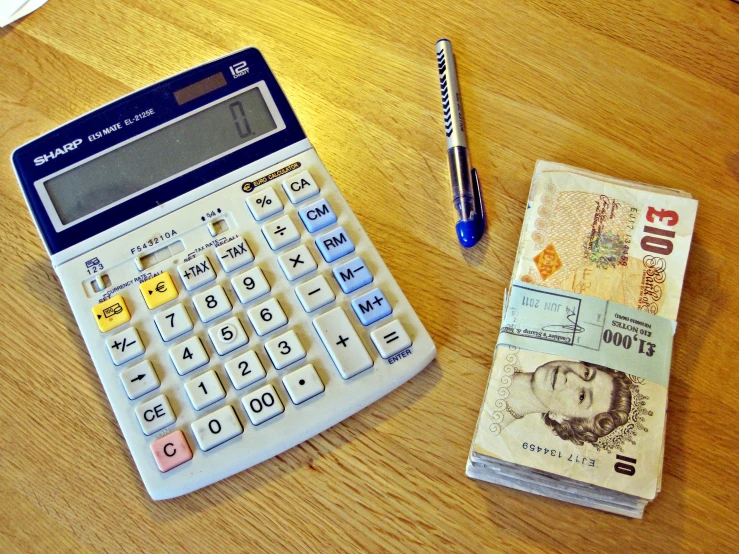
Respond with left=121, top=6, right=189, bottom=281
left=44, top=87, right=278, bottom=226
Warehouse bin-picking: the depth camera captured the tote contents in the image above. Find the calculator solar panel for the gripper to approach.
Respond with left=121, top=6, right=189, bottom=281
left=11, top=47, right=436, bottom=499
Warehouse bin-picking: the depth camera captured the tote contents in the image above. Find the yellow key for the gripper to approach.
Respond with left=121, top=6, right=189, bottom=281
left=92, top=295, right=131, bottom=333
left=139, top=272, right=178, bottom=310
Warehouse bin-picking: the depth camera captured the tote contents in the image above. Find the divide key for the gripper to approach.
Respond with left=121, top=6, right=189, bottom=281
left=316, top=226, right=354, bottom=263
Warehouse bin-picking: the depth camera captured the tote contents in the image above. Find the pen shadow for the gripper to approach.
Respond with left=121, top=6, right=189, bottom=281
left=22, top=257, right=444, bottom=517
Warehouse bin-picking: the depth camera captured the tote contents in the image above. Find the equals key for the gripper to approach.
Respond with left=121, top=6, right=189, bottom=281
left=371, top=320, right=412, bottom=359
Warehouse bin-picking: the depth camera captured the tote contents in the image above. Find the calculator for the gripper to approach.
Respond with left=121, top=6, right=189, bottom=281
left=11, top=47, right=436, bottom=500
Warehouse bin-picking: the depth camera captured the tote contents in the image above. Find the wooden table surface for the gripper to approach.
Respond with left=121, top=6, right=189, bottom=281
left=2, top=1, right=738, bottom=552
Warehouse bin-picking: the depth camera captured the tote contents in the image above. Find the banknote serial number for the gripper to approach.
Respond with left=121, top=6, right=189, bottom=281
left=522, top=442, right=596, bottom=467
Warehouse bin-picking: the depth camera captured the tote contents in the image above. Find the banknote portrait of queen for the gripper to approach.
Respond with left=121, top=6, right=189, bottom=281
left=499, top=359, right=634, bottom=445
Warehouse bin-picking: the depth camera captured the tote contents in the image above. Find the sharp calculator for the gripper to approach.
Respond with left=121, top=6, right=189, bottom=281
left=11, top=47, right=436, bottom=500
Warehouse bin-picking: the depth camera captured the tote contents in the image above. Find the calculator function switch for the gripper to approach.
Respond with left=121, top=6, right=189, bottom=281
left=92, top=294, right=131, bottom=333
left=139, top=272, right=178, bottom=309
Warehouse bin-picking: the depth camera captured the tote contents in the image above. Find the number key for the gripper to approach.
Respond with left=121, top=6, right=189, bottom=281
left=193, top=285, right=232, bottom=322
left=264, top=330, right=306, bottom=369
left=169, top=336, right=209, bottom=375
left=184, top=370, right=226, bottom=410
left=247, top=297, right=288, bottom=336
left=154, top=303, right=193, bottom=341
left=231, top=267, right=270, bottom=304
left=207, top=316, right=248, bottom=355
left=224, top=350, right=267, bottom=389
left=242, top=384, right=285, bottom=425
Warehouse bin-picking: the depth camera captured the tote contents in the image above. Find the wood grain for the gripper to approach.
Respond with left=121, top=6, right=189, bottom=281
left=1, top=1, right=738, bottom=552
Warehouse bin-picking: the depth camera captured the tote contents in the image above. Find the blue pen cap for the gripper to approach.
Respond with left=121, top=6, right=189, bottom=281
left=456, top=213, right=484, bottom=248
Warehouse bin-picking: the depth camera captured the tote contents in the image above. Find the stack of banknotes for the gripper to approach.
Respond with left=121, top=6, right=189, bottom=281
left=467, top=161, right=698, bottom=518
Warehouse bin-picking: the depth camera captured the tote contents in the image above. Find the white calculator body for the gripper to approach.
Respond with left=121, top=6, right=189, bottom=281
left=12, top=47, right=436, bottom=500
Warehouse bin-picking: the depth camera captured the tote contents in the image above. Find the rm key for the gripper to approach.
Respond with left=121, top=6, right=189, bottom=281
left=313, top=307, right=373, bottom=379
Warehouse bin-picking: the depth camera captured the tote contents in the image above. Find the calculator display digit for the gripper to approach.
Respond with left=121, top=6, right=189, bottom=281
left=44, top=86, right=278, bottom=226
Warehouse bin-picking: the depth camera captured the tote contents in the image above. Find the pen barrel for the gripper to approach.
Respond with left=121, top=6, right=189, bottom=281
left=448, top=146, right=476, bottom=222
left=436, top=39, right=467, bottom=149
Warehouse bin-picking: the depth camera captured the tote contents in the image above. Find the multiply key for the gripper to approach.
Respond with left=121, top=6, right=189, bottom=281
left=177, top=254, right=216, bottom=290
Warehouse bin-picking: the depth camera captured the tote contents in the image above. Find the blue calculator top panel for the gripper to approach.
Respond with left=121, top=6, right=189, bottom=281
left=13, top=47, right=306, bottom=255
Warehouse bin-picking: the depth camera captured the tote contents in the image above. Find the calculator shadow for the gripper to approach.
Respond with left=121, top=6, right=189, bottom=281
left=142, top=358, right=443, bottom=519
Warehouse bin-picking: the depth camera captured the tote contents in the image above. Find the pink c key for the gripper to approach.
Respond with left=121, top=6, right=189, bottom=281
left=150, top=430, right=193, bottom=472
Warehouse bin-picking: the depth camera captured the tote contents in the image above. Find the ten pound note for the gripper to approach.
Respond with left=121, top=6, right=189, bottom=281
left=467, top=161, right=697, bottom=518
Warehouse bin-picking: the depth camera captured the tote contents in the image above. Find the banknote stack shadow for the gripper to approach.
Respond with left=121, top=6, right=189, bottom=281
left=466, top=160, right=698, bottom=518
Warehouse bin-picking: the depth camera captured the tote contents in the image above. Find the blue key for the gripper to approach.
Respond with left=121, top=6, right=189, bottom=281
left=333, top=257, right=373, bottom=294
left=351, top=288, right=392, bottom=325
left=316, top=226, right=354, bottom=262
left=299, top=198, right=337, bottom=233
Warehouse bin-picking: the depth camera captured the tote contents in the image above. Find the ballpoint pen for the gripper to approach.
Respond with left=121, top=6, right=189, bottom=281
left=436, top=38, right=485, bottom=248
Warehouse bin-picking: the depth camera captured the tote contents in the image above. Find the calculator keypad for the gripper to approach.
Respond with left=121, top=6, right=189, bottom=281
left=313, top=307, right=373, bottom=379
left=247, top=297, right=288, bottom=336
left=278, top=244, right=318, bottom=281
left=316, top=226, right=355, bottom=262
left=264, top=330, right=306, bottom=369
left=215, top=237, right=254, bottom=272
left=121, top=360, right=160, bottom=400
left=207, top=316, right=249, bottom=355
left=139, top=272, right=178, bottom=310
left=224, top=350, right=267, bottom=390
left=136, top=394, right=176, bottom=435
left=193, top=285, right=232, bottom=322
left=154, top=303, right=193, bottom=341
left=246, top=186, right=283, bottom=220
left=191, top=405, right=243, bottom=451
left=231, top=267, right=271, bottom=304
left=92, top=166, right=431, bottom=488
left=242, top=384, right=284, bottom=425
left=93, top=294, right=131, bottom=333
left=178, top=255, right=217, bottom=290
left=282, top=170, right=319, bottom=204
left=262, top=214, right=301, bottom=250
left=169, top=336, right=209, bottom=375
left=106, top=327, right=145, bottom=365
left=282, top=364, right=324, bottom=405
left=295, top=275, right=336, bottom=312
left=185, top=370, right=226, bottom=410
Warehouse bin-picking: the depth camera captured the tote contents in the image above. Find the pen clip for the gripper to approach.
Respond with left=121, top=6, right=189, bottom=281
left=472, top=168, right=485, bottom=226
